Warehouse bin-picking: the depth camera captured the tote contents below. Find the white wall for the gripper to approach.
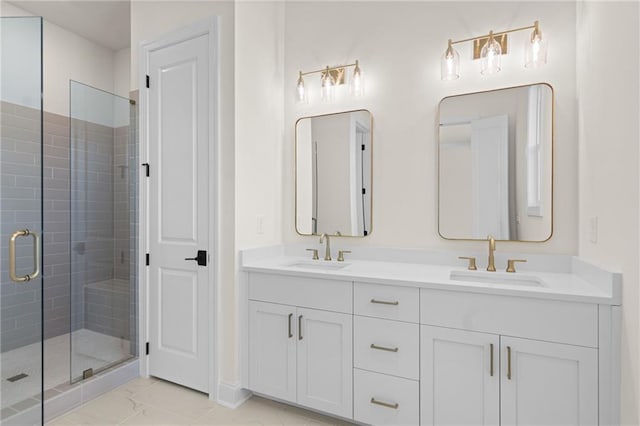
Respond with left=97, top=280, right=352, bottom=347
left=114, top=47, right=131, bottom=98
left=283, top=1, right=577, bottom=256
left=235, top=1, right=284, bottom=250
left=1, top=2, right=120, bottom=118
left=234, top=0, right=284, bottom=388
left=576, top=2, right=640, bottom=424
left=130, top=0, right=238, bottom=386
left=1, top=13, right=41, bottom=110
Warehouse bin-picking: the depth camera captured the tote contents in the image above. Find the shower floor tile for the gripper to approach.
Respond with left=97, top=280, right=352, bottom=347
left=1, top=329, right=130, bottom=410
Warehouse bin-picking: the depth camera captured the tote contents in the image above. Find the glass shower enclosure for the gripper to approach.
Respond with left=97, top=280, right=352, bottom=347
left=1, top=18, right=137, bottom=423
left=0, top=16, right=44, bottom=424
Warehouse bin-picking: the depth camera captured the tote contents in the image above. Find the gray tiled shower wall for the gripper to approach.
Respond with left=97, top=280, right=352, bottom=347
left=0, top=100, right=137, bottom=352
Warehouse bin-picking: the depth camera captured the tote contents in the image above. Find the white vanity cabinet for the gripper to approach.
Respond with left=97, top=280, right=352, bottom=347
left=248, top=273, right=353, bottom=419
left=242, top=253, right=619, bottom=426
left=420, top=289, right=600, bottom=426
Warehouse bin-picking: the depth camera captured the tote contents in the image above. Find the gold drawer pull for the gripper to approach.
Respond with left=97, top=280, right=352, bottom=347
left=370, top=343, right=399, bottom=352
left=370, top=299, right=399, bottom=306
left=370, top=397, right=399, bottom=410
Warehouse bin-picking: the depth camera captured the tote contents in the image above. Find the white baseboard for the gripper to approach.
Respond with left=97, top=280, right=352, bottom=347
left=217, top=381, right=252, bottom=409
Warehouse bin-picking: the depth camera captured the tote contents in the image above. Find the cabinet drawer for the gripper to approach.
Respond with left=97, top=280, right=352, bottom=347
left=354, top=316, right=419, bottom=380
left=249, top=272, right=352, bottom=313
left=354, top=282, right=419, bottom=322
left=420, top=289, right=598, bottom=347
left=354, top=368, right=419, bottom=426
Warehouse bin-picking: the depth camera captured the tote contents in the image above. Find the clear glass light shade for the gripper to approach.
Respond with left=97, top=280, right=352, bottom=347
left=296, top=72, right=307, bottom=103
left=350, top=62, right=364, bottom=96
left=480, top=32, right=502, bottom=75
left=525, top=33, right=548, bottom=68
left=321, top=68, right=333, bottom=101
left=441, top=41, right=460, bottom=80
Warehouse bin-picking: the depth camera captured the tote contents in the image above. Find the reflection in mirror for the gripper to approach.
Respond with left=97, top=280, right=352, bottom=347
left=296, top=110, right=372, bottom=237
left=438, top=83, right=553, bottom=241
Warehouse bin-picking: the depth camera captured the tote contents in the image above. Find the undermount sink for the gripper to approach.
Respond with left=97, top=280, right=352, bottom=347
left=287, top=261, right=350, bottom=271
left=450, top=270, right=546, bottom=287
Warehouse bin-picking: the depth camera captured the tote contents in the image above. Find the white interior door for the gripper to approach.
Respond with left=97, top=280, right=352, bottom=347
left=147, top=33, right=210, bottom=393
left=471, top=115, right=509, bottom=239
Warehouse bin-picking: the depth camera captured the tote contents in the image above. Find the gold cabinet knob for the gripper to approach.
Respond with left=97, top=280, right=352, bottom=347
left=337, top=250, right=351, bottom=262
left=506, top=259, right=527, bottom=273
left=458, top=256, right=477, bottom=271
left=306, top=248, right=319, bottom=260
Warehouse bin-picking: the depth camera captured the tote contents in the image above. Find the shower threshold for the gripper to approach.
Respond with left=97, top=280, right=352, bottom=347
left=1, top=329, right=133, bottom=416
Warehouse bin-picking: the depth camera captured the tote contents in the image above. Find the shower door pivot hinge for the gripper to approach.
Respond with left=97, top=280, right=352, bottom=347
left=142, top=163, right=150, bottom=177
left=82, top=368, right=94, bottom=380
left=146, top=75, right=150, bottom=88
left=146, top=342, right=149, bottom=355
left=145, top=253, right=150, bottom=266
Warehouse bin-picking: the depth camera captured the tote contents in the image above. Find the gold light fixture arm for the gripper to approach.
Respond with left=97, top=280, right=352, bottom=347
left=449, top=22, right=537, bottom=46
left=299, top=62, right=359, bottom=77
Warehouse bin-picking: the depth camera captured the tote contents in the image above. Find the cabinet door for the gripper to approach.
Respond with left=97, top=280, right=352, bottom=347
left=297, top=307, right=353, bottom=419
left=248, top=301, right=296, bottom=403
left=421, top=325, right=499, bottom=425
left=501, top=337, right=598, bottom=426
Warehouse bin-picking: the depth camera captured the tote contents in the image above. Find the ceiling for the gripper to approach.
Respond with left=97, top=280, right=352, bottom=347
left=9, top=1, right=130, bottom=51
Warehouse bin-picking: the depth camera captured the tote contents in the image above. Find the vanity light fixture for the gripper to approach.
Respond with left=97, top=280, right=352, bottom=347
left=296, top=71, right=307, bottom=103
left=441, top=39, right=460, bottom=80
left=321, top=66, right=334, bottom=102
left=441, top=20, right=547, bottom=80
left=296, top=60, right=363, bottom=103
left=480, top=30, right=502, bottom=75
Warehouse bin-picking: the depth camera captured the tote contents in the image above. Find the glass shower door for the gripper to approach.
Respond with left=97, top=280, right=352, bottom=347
left=69, top=81, right=136, bottom=383
left=0, top=16, right=44, bottom=424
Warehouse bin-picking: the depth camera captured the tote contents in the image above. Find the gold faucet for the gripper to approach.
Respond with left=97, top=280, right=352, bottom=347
left=319, top=233, right=331, bottom=261
left=487, top=235, right=496, bottom=272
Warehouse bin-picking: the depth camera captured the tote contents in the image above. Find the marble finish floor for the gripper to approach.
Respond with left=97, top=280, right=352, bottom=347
left=48, top=377, right=353, bottom=425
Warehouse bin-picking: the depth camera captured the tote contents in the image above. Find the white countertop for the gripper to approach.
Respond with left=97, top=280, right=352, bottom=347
left=241, top=250, right=622, bottom=305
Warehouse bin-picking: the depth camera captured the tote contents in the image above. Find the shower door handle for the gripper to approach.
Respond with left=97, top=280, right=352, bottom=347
left=185, top=250, right=207, bottom=266
left=9, top=229, right=40, bottom=283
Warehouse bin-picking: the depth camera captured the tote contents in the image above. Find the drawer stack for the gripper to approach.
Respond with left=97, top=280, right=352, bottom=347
left=352, top=282, right=420, bottom=425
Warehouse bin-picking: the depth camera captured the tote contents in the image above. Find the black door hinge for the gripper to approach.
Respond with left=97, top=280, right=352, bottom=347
left=142, top=163, right=150, bottom=177
left=362, top=188, right=366, bottom=195
left=146, top=75, right=150, bottom=88
left=145, top=342, right=149, bottom=355
left=361, top=144, right=365, bottom=151
left=145, top=253, right=150, bottom=266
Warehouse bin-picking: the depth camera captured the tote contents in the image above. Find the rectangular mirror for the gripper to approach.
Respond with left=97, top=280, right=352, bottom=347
left=438, top=83, right=553, bottom=241
left=296, top=110, right=372, bottom=237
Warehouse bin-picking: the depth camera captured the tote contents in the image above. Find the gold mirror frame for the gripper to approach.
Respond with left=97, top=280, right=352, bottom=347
left=295, top=109, right=374, bottom=237
left=437, top=83, right=555, bottom=242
